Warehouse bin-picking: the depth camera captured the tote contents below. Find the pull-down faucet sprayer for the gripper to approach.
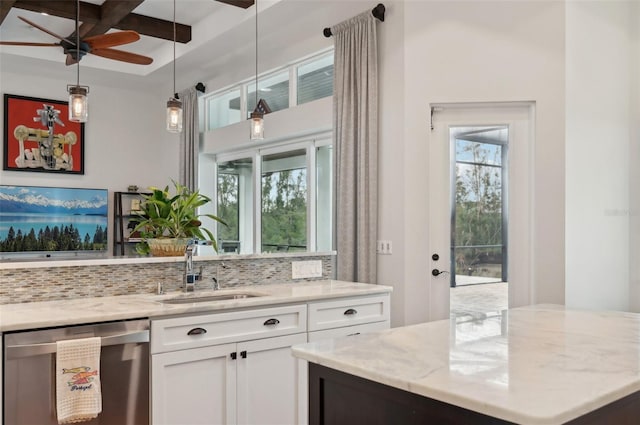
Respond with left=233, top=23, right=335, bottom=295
left=184, top=241, right=202, bottom=292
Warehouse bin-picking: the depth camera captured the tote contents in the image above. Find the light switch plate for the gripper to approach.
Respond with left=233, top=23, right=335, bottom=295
left=292, top=260, right=323, bottom=279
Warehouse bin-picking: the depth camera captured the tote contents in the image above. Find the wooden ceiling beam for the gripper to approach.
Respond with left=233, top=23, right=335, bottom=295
left=216, top=0, right=254, bottom=9
left=79, top=0, right=145, bottom=39
left=114, top=13, right=191, bottom=43
left=9, top=0, right=191, bottom=43
left=0, top=1, right=18, bottom=26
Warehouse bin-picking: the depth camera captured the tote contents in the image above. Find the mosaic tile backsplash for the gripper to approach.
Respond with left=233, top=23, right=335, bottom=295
left=0, top=255, right=333, bottom=304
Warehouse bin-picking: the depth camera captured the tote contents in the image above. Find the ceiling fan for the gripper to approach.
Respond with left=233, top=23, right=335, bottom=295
left=0, top=16, right=153, bottom=65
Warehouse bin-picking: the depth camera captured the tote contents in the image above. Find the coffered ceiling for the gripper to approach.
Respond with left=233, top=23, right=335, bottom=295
left=0, top=0, right=260, bottom=78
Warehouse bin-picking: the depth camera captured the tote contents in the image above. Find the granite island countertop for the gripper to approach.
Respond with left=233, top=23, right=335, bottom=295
left=292, top=304, right=640, bottom=425
left=0, top=280, right=392, bottom=332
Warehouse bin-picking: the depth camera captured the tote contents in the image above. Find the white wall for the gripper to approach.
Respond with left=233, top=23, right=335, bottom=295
left=630, top=1, right=640, bottom=313
left=398, top=0, right=566, bottom=325
left=565, top=1, right=634, bottom=311
left=0, top=63, right=179, bottom=250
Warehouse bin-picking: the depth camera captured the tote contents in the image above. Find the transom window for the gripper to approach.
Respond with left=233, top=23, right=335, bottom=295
left=203, top=50, right=334, bottom=132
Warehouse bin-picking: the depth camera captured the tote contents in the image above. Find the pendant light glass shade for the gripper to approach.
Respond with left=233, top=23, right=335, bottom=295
left=68, top=85, right=88, bottom=122
left=68, top=0, right=88, bottom=123
left=166, top=98, right=183, bottom=133
left=249, top=0, right=263, bottom=140
left=166, top=0, right=183, bottom=133
left=250, top=110, right=264, bottom=140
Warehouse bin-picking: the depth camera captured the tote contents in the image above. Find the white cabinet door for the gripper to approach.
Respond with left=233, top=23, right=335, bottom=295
left=152, top=343, right=236, bottom=425
left=236, top=333, right=308, bottom=425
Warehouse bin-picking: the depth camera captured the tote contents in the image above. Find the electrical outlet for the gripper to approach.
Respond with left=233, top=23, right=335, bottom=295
left=377, top=240, right=393, bottom=255
left=292, top=260, right=323, bottom=279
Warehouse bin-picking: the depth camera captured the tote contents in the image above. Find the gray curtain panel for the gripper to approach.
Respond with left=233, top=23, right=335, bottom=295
left=178, top=87, right=199, bottom=191
left=331, top=11, right=379, bottom=284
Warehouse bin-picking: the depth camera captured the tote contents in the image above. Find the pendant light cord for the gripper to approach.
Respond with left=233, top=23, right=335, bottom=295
left=254, top=0, right=258, bottom=110
left=173, top=0, right=176, bottom=98
left=76, top=0, right=80, bottom=86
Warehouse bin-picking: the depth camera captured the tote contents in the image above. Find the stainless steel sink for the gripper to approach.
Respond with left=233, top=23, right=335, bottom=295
left=160, top=292, right=263, bottom=304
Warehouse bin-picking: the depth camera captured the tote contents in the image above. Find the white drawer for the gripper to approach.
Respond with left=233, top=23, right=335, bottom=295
left=308, top=294, right=390, bottom=332
left=151, top=304, right=307, bottom=354
left=307, top=321, right=390, bottom=342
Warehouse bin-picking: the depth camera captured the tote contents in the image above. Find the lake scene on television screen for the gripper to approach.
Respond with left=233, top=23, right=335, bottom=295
left=0, top=185, right=108, bottom=253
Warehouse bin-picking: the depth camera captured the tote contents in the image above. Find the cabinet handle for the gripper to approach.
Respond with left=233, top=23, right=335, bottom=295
left=347, top=332, right=361, bottom=337
left=230, top=352, right=237, bottom=360
left=344, top=308, right=358, bottom=316
left=187, top=327, right=207, bottom=336
left=263, top=318, right=280, bottom=326
left=240, top=350, right=247, bottom=359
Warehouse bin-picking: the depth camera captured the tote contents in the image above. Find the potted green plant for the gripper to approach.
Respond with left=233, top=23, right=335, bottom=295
left=131, top=180, right=226, bottom=256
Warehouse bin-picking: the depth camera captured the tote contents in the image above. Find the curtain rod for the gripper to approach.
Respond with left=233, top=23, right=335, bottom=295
left=323, top=3, right=385, bottom=38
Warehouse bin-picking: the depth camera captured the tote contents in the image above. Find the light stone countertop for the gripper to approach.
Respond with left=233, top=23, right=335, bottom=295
left=0, top=280, right=391, bottom=332
left=292, top=304, right=640, bottom=425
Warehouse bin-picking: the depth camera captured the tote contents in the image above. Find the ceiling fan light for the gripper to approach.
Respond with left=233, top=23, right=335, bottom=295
left=250, top=110, right=264, bottom=140
left=68, top=85, right=88, bottom=123
left=166, top=98, right=183, bottom=133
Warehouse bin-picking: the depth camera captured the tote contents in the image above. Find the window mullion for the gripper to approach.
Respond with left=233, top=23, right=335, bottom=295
left=254, top=151, right=262, bottom=253
left=289, top=65, right=297, bottom=108
left=307, top=143, right=316, bottom=252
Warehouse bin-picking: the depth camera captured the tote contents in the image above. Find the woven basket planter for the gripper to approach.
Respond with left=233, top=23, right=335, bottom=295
left=147, top=238, right=189, bottom=257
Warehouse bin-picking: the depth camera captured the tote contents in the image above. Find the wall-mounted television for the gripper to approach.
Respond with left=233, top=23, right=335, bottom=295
left=0, top=185, right=108, bottom=259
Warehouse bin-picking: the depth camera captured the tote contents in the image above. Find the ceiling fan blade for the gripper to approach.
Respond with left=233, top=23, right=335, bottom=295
left=17, top=16, right=75, bottom=46
left=66, top=54, right=78, bottom=66
left=84, top=30, right=140, bottom=49
left=91, top=48, right=153, bottom=65
left=0, top=41, right=59, bottom=47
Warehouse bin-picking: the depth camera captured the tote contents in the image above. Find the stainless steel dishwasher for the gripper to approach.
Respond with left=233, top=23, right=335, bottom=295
left=4, top=318, right=150, bottom=425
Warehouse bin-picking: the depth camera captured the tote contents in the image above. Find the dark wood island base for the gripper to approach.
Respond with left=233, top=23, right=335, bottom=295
left=308, top=363, right=640, bottom=425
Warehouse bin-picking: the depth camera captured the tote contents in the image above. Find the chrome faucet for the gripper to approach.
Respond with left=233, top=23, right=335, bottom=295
left=211, top=262, right=228, bottom=290
left=184, top=242, right=202, bottom=292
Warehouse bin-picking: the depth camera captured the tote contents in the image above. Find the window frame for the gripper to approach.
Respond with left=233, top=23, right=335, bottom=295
left=211, top=131, right=332, bottom=255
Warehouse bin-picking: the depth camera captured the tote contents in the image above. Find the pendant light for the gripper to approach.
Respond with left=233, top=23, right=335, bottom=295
left=250, top=0, right=264, bottom=140
left=166, top=0, right=183, bottom=133
left=67, top=0, right=88, bottom=123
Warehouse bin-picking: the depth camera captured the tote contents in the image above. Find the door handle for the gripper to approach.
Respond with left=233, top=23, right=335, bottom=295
left=432, top=269, right=449, bottom=277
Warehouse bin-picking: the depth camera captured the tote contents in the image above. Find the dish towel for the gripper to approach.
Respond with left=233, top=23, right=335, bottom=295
left=56, top=337, right=102, bottom=424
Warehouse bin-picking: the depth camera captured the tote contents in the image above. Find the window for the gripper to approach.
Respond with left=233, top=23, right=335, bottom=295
left=216, top=156, right=254, bottom=254
left=213, top=135, right=332, bottom=255
left=261, top=149, right=307, bottom=252
left=247, top=70, right=290, bottom=115
left=315, top=144, right=333, bottom=251
left=297, top=53, right=334, bottom=106
left=206, top=88, right=242, bottom=131
left=202, top=49, right=333, bottom=132
left=452, top=126, right=508, bottom=285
